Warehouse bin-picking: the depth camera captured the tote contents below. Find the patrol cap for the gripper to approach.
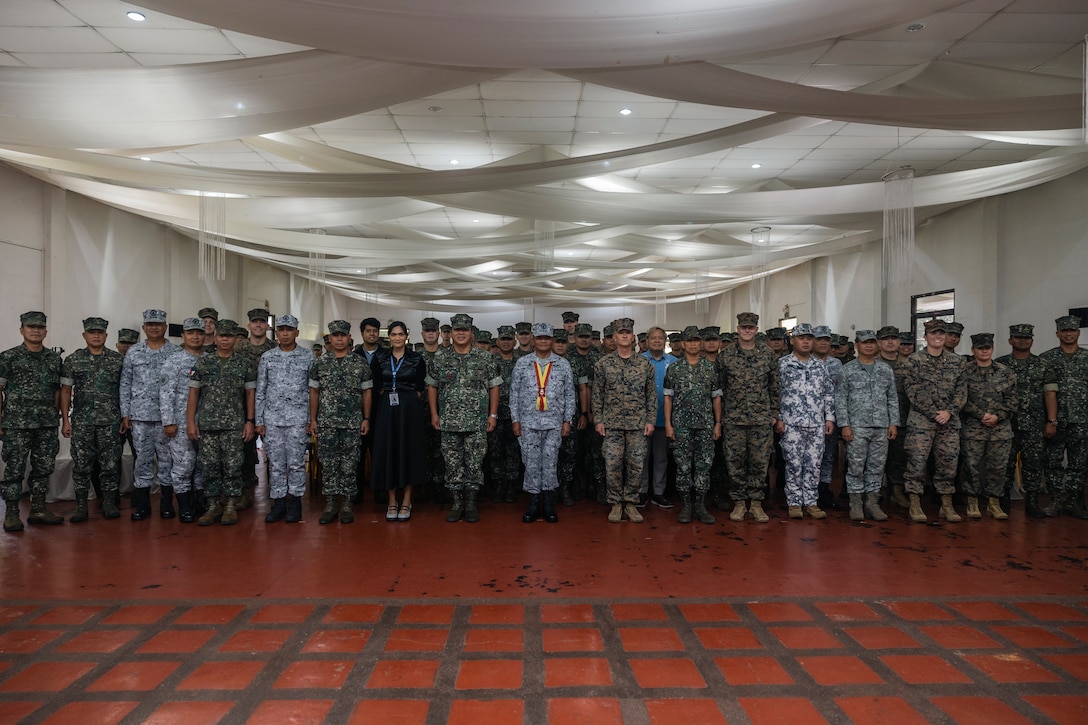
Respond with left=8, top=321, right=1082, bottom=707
left=637, top=332, right=647, bottom=342
left=765, top=327, right=787, bottom=340
left=722, top=332, right=737, bottom=342
left=944, top=321, right=964, bottom=335
left=755, top=332, right=767, bottom=343
left=420, top=317, right=440, bottom=331
left=603, top=325, right=615, bottom=338
left=592, top=330, right=601, bottom=340
left=1055, top=315, right=1081, bottom=331
left=497, top=325, right=516, bottom=339
left=117, top=328, right=140, bottom=344
left=737, top=311, right=759, bottom=327
left=553, top=329, right=569, bottom=343
left=876, top=325, right=900, bottom=339
left=142, top=309, right=167, bottom=324
left=970, top=333, right=995, bottom=348
left=613, top=318, right=635, bottom=333
left=215, top=319, right=240, bottom=335
left=813, top=325, right=832, bottom=339
left=668, top=332, right=682, bottom=343
left=792, top=323, right=815, bottom=337
left=561, top=311, right=579, bottom=323
left=327, top=320, right=351, bottom=335
left=515, top=321, right=532, bottom=334
left=471, top=325, right=479, bottom=337
left=898, top=331, right=915, bottom=344
left=450, top=313, right=473, bottom=330
left=182, top=317, right=204, bottom=332
left=475, top=330, right=493, bottom=344
left=312, top=343, right=323, bottom=350
left=197, top=307, right=219, bottom=321
left=247, top=308, right=270, bottom=322
left=1008, top=323, right=1034, bottom=338
left=701, top=325, right=721, bottom=339
left=855, top=329, right=877, bottom=342
left=322, top=334, right=330, bottom=343
left=574, top=323, right=592, bottom=337
left=831, top=334, right=846, bottom=346
left=79, top=316, right=107, bottom=332
left=440, top=324, right=452, bottom=333
left=680, top=325, right=702, bottom=341
left=18, top=310, right=46, bottom=327
left=532, top=322, right=554, bottom=338
left=923, top=319, right=947, bottom=334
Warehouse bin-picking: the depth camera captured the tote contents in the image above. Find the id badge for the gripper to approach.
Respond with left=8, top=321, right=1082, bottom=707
left=388, top=392, right=400, bottom=406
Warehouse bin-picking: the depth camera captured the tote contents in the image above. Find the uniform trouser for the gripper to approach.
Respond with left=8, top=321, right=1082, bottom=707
left=820, top=425, right=840, bottom=483
left=519, top=427, right=562, bottom=494
left=166, top=428, right=201, bottom=494
left=884, top=433, right=907, bottom=488
left=724, top=424, right=773, bottom=501
left=264, top=424, right=309, bottom=498
left=1007, top=426, right=1045, bottom=495
left=603, top=429, right=647, bottom=505
left=576, top=427, right=602, bottom=491
left=962, top=434, right=1012, bottom=498
left=72, top=423, right=122, bottom=497
left=639, top=426, right=669, bottom=496
left=1, top=427, right=59, bottom=502
left=131, top=420, right=172, bottom=490
left=243, top=436, right=260, bottom=485
left=844, top=427, right=889, bottom=494
left=198, top=429, right=244, bottom=498
left=709, top=436, right=728, bottom=501
left=442, top=430, right=487, bottom=492
left=424, top=423, right=444, bottom=489
left=904, top=424, right=959, bottom=495
left=317, top=428, right=360, bottom=497
left=1045, top=425, right=1087, bottom=496
left=781, top=425, right=825, bottom=506
left=673, top=427, right=714, bottom=493
left=557, top=428, right=578, bottom=485
left=488, top=419, right=522, bottom=484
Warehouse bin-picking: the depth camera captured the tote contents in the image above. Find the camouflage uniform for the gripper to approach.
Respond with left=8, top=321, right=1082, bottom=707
left=778, top=349, right=835, bottom=506
left=509, top=351, right=576, bottom=494
left=159, top=348, right=204, bottom=494
left=592, top=349, right=656, bottom=505
left=881, top=353, right=911, bottom=490
left=0, top=343, right=61, bottom=503
left=120, top=336, right=179, bottom=490
left=426, top=344, right=502, bottom=493
left=236, top=335, right=275, bottom=488
left=663, top=357, right=722, bottom=494
left=835, top=359, right=899, bottom=494
left=816, top=352, right=843, bottom=485
left=256, top=345, right=313, bottom=498
left=556, top=333, right=580, bottom=495
left=419, top=344, right=444, bottom=498
left=189, top=353, right=257, bottom=498
left=488, top=350, right=522, bottom=497
left=62, top=346, right=125, bottom=499
left=901, top=348, right=967, bottom=495
left=309, top=352, right=373, bottom=497
left=569, top=340, right=604, bottom=497
left=717, top=343, right=780, bottom=501
left=1040, top=336, right=1088, bottom=499
left=995, top=348, right=1053, bottom=496
left=960, top=359, right=1017, bottom=498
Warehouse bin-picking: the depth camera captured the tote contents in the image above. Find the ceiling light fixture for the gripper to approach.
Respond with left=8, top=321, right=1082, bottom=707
left=906, top=23, right=925, bottom=32
left=139, top=156, right=151, bottom=161
left=449, top=159, right=459, bottom=165
left=619, top=108, right=633, bottom=116
left=751, top=163, right=762, bottom=169
left=126, top=11, right=146, bottom=22
left=472, top=219, right=480, bottom=222
left=428, top=105, right=442, bottom=112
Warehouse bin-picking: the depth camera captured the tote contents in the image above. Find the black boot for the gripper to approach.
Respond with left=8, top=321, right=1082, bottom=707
left=159, top=485, right=176, bottom=519
left=285, top=494, right=302, bottom=523
left=491, top=480, right=505, bottom=504
left=265, top=497, right=287, bottom=523
left=522, top=493, right=541, bottom=523
left=818, top=481, right=839, bottom=510
left=464, top=489, right=480, bottom=523
left=542, top=490, right=558, bottom=523
left=176, top=491, right=194, bottom=524
left=504, top=480, right=519, bottom=504
left=1024, top=491, right=1046, bottom=519
left=559, top=482, right=574, bottom=506
left=1063, top=492, right=1088, bottom=520
left=130, top=488, right=152, bottom=521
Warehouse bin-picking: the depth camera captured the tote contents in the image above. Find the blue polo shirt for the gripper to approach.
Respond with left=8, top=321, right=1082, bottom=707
left=643, top=350, right=677, bottom=427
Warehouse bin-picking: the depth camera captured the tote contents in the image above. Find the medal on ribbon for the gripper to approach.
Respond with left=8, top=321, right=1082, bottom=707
left=534, top=361, right=552, bottom=411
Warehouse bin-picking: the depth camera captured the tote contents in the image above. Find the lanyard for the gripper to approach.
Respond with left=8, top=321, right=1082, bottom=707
left=390, top=354, right=404, bottom=391
left=534, top=360, right=552, bottom=411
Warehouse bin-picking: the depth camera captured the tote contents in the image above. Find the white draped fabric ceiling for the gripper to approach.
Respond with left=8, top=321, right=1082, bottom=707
left=0, top=0, right=1084, bottom=310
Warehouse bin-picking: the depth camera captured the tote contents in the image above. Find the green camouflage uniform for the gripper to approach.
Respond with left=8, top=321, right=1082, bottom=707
left=189, top=353, right=257, bottom=498
left=994, top=352, right=1053, bottom=495
left=1040, top=344, right=1088, bottom=497
left=664, top=358, right=721, bottom=493
left=487, top=352, right=522, bottom=494
left=0, top=345, right=61, bottom=502
left=61, top=348, right=125, bottom=498
left=716, top=344, right=780, bottom=501
left=569, top=346, right=604, bottom=496
left=309, top=353, right=373, bottom=497
left=236, top=336, right=275, bottom=486
left=592, top=352, right=656, bottom=505
left=901, top=349, right=967, bottom=495
left=960, top=360, right=1017, bottom=498
left=419, top=346, right=445, bottom=498
left=881, top=354, right=911, bottom=489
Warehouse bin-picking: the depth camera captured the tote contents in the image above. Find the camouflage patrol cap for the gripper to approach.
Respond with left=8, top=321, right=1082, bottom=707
left=215, top=319, right=240, bottom=335
left=471, top=326, right=480, bottom=337
left=312, top=343, right=323, bottom=350
left=142, top=309, right=167, bottom=323
left=561, top=311, right=579, bottom=323
left=813, top=325, right=832, bottom=339
left=1055, top=315, right=1081, bottom=331
left=680, top=325, right=702, bottom=341
left=81, top=317, right=108, bottom=332
left=792, top=323, right=815, bottom=337
left=898, top=331, right=915, bottom=344
left=765, top=327, right=787, bottom=340
left=592, top=330, right=601, bottom=340
left=970, top=333, right=995, bottom=348
left=722, top=332, right=737, bottom=342
left=831, top=334, right=847, bottom=346
left=1008, top=323, right=1034, bottom=338
left=247, top=308, right=270, bottom=322
left=475, top=330, right=493, bottom=344
left=117, top=328, right=140, bottom=344
left=755, top=332, right=767, bottom=343
left=737, top=312, right=759, bottom=327
left=923, top=319, right=947, bottom=334
left=855, top=330, right=877, bottom=342
left=574, top=323, right=592, bottom=337
left=497, top=325, right=516, bottom=339
left=668, top=332, right=681, bottom=343
left=322, top=334, right=330, bottom=343
left=944, top=321, right=964, bottom=335
left=19, top=311, right=47, bottom=327
left=701, top=326, right=721, bottom=339
left=532, top=322, right=554, bottom=338
left=450, top=313, right=473, bottom=330
left=327, top=320, right=351, bottom=335
left=197, top=307, right=219, bottom=321
left=876, top=325, right=900, bottom=339
left=420, top=317, right=440, bottom=331
left=613, top=318, right=635, bottom=333
left=603, top=325, right=615, bottom=338
left=515, top=321, right=532, bottom=334
left=553, top=329, right=569, bottom=342
left=275, top=314, right=299, bottom=328
left=637, top=332, right=647, bottom=342
left=440, top=324, right=452, bottom=333
left=182, top=317, right=204, bottom=332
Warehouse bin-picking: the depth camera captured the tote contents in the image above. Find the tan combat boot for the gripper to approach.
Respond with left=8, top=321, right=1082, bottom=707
left=198, top=497, right=222, bottom=526
left=624, top=503, right=644, bottom=523
left=608, top=503, right=623, bottom=523
left=908, top=493, right=927, bottom=522
left=938, top=494, right=962, bottom=523
left=803, top=505, right=827, bottom=519
left=729, top=500, right=747, bottom=522
left=848, top=494, right=864, bottom=521
left=987, top=497, right=1008, bottom=520
left=863, top=492, right=888, bottom=521
left=788, top=505, right=803, bottom=519
left=219, top=496, right=239, bottom=526
left=965, top=496, right=982, bottom=519
left=748, top=500, right=769, bottom=523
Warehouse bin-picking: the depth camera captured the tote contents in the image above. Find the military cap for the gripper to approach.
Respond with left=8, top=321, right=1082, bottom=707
left=722, top=332, right=737, bottom=342
left=247, top=308, right=270, bottom=322
left=668, top=332, right=682, bottom=343
left=312, top=342, right=323, bottom=349
left=117, top=328, right=140, bottom=344
left=561, top=311, right=579, bottom=323
left=19, top=311, right=47, bottom=327
left=637, top=332, right=647, bottom=342
left=613, top=318, right=635, bottom=333
left=82, top=317, right=108, bottom=332
left=322, top=334, right=330, bottom=343
left=471, top=325, right=479, bottom=337
left=450, top=313, right=473, bottom=330
left=923, top=319, right=947, bottom=334
left=275, top=314, right=299, bottom=328
left=420, top=317, right=440, bottom=331
left=898, top=331, right=915, bottom=344
left=970, top=332, right=995, bottom=348
left=701, top=325, right=721, bottom=339
left=603, top=325, right=615, bottom=337
left=182, top=317, right=204, bottom=332
left=592, top=330, right=601, bottom=340
left=1008, top=323, right=1034, bottom=338
left=574, top=323, right=593, bottom=337
left=235, top=325, right=248, bottom=338
left=1055, top=315, right=1081, bottom=331
left=855, top=329, right=877, bottom=342
left=944, top=321, right=964, bottom=335
left=765, top=327, right=787, bottom=340
left=440, top=324, right=452, bottom=333
left=755, top=331, right=767, bottom=343
left=553, top=329, right=569, bottom=342
left=813, top=325, right=832, bottom=339
left=532, top=322, right=554, bottom=338
left=475, top=330, right=493, bottom=344
left=516, top=321, right=532, bottom=334
left=831, top=334, right=846, bottom=346
left=680, top=325, right=702, bottom=341
left=197, top=307, right=219, bottom=321
left=496, top=325, right=516, bottom=339
left=876, top=325, right=900, bottom=339
left=792, top=323, right=815, bottom=337
left=737, top=312, right=759, bottom=327
left=142, top=309, right=167, bottom=323
left=215, top=319, right=239, bottom=335
left=327, top=320, right=351, bottom=335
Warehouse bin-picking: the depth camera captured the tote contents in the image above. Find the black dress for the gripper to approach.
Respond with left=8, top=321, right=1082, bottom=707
left=369, top=349, right=427, bottom=491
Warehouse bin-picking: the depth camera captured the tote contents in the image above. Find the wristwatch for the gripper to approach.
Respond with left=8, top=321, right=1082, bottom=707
left=1047, top=419, right=1059, bottom=425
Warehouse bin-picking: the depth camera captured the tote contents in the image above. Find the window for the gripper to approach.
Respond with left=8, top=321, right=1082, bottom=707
left=911, top=289, right=955, bottom=345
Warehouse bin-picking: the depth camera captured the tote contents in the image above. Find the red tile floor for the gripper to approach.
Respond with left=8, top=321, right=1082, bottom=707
left=0, top=492, right=1086, bottom=724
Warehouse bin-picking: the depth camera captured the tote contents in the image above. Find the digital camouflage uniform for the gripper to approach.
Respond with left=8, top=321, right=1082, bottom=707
left=901, top=348, right=967, bottom=495
left=555, top=335, right=580, bottom=496
left=159, top=348, right=204, bottom=494
left=994, top=349, right=1053, bottom=496
left=1040, top=340, right=1088, bottom=499
left=426, top=345, right=502, bottom=492
left=835, top=359, right=899, bottom=494
left=717, top=343, right=780, bottom=501
left=570, top=342, right=605, bottom=498
left=778, top=351, right=835, bottom=507
left=960, top=359, right=1017, bottom=498
left=189, top=353, right=257, bottom=498
left=663, top=357, right=722, bottom=494
left=592, top=350, right=656, bottom=505
left=309, top=352, right=373, bottom=497
left=257, top=345, right=313, bottom=498
left=120, top=338, right=179, bottom=489
left=816, top=353, right=843, bottom=485
left=488, top=350, right=522, bottom=497
left=881, top=353, right=911, bottom=490
left=62, top=346, right=125, bottom=499
left=236, top=335, right=275, bottom=488
left=509, top=351, right=576, bottom=494
left=0, top=344, right=61, bottom=503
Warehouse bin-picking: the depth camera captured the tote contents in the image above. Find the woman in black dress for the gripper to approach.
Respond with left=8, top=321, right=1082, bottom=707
left=369, top=321, right=427, bottom=521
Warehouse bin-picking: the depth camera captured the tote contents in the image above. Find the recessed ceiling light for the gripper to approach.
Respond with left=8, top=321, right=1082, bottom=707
left=428, top=105, right=442, bottom=112
left=126, top=11, right=146, bottom=22
left=472, top=219, right=480, bottom=222
left=139, top=156, right=151, bottom=161
left=751, top=163, right=762, bottom=169
left=906, top=23, right=925, bottom=32
left=449, top=159, right=459, bottom=165
left=619, top=108, right=633, bottom=116
left=356, top=269, right=362, bottom=273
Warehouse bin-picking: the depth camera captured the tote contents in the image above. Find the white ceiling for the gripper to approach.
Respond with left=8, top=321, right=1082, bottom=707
left=0, top=0, right=1085, bottom=310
